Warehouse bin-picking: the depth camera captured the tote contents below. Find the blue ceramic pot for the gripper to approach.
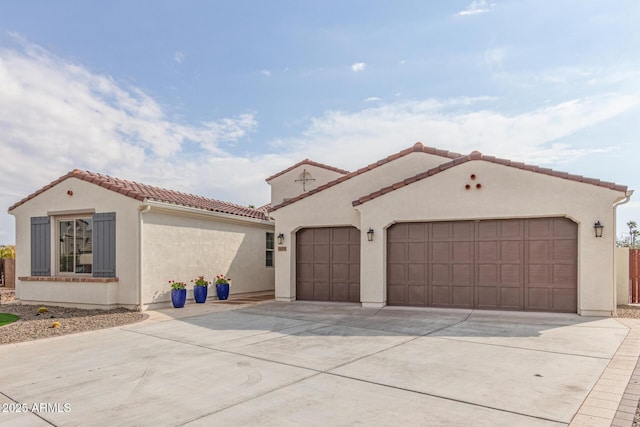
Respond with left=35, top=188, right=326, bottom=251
left=171, top=288, right=187, bottom=308
left=193, top=286, right=208, bottom=303
left=216, top=283, right=230, bottom=300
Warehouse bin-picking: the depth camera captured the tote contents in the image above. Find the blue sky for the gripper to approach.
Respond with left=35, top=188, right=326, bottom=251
left=1, top=0, right=639, bottom=244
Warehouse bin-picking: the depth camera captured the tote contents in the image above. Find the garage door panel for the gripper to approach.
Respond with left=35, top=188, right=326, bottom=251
left=528, top=264, right=551, bottom=283
left=314, top=245, right=330, bottom=262
left=388, top=264, right=406, bottom=282
left=408, top=285, right=426, bottom=305
left=431, top=286, right=450, bottom=305
left=313, top=264, right=329, bottom=280
left=297, top=281, right=314, bottom=300
left=477, top=286, right=497, bottom=307
left=453, top=242, right=473, bottom=261
left=388, top=284, right=406, bottom=304
left=452, top=264, right=472, bottom=283
left=350, top=244, right=361, bottom=262
left=408, top=264, right=425, bottom=282
left=388, top=243, right=406, bottom=262
left=553, top=264, right=576, bottom=284
left=552, top=289, right=577, bottom=311
left=501, top=264, right=521, bottom=284
left=297, top=227, right=360, bottom=303
left=407, top=223, right=426, bottom=241
left=528, top=219, right=552, bottom=237
left=431, top=242, right=450, bottom=262
left=331, top=282, right=349, bottom=301
left=478, top=241, right=498, bottom=261
left=349, top=264, right=360, bottom=282
left=478, top=264, right=497, bottom=283
left=332, top=263, right=348, bottom=281
left=314, top=282, right=330, bottom=300
left=528, top=241, right=550, bottom=261
left=431, top=264, right=450, bottom=282
left=452, top=286, right=473, bottom=307
left=554, top=240, right=577, bottom=260
left=553, top=219, right=578, bottom=236
left=387, top=218, right=576, bottom=312
left=408, top=242, right=426, bottom=262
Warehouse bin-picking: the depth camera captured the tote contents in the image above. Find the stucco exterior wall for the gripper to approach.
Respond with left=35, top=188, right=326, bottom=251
left=9, top=178, right=141, bottom=309
left=355, top=161, right=625, bottom=316
left=140, top=206, right=275, bottom=309
left=270, top=151, right=460, bottom=300
left=268, top=164, right=346, bottom=206
left=615, top=247, right=630, bottom=305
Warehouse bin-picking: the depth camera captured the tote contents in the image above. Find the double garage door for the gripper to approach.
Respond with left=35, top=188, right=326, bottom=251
left=387, top=218, right=578, bottom=312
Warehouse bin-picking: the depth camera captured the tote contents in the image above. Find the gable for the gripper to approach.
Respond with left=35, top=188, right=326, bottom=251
left=353, top=151, right=628, bottom=207
left=269, top=142, right=461, bottom=212
left=9, top=169, right=268, bottom=221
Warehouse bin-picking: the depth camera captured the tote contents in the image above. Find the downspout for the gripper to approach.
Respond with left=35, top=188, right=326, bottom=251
left=138, top=205, right=151, bottom=311
left=613, top=190, right=634, bottom=314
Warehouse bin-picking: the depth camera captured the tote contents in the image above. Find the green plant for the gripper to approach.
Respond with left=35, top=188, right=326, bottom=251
left=192, top=276, right=209, bottom=287
left=0, top=313, right=19, bottom=327
left=215, top=275, right=230, bottom=285
left=0, top=245, right=15, bottom=259
left=169, top=280, right=186, bottom=290
left=38, top=307, right=48, bottom=314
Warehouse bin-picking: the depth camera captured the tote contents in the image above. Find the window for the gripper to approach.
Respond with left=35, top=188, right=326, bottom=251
left=58, top=217, right=93, bottom=274
left=266, top=232, right=274, bottom=267
left=30, top=212, right=116, bottom=278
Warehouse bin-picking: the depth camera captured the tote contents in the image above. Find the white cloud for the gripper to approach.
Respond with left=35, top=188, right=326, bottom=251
left=364, top=97, right=381, bottom=102
left=0, top=39, right=259, bottom=243
left=260, top=69, right=271, bottom=77
left=351, top=62, right=366, bottom=72
left=271, top=95, right=640, bottom=171
left=458, top=0, right=495, bottom=16
left=173, top=51, right=184, bottom=64
left=484, top=47, right=505, bottom=68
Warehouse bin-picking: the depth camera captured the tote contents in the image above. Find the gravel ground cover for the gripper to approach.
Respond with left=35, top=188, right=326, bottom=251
left=0, top=290, right=145, bottom=345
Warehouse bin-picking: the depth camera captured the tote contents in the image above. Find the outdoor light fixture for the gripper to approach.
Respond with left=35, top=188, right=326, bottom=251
left=593, top=221, right=604, bottom=238
left=277, top=233, right=285, bottom=245
left=367, top=228, right=374, bottom=242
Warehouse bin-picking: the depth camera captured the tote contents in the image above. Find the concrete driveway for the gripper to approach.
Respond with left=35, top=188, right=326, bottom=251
left=1, top=300, right=639, bottom=427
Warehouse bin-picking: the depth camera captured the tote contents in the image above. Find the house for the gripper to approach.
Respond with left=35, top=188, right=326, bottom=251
left=267, top=142, right=631, bottom=316
left=8, top=170, right=275, bottom=310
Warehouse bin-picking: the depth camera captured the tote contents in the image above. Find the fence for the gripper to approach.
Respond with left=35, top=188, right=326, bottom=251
left=0, top=258, right=15, bottom=289
left=631, top=249, right=640, bottom=304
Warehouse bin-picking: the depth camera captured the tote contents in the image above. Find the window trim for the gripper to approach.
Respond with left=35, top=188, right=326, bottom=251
left=55, top=214, right=94, bottom=277
left=266, top=232, right=274, bottom=268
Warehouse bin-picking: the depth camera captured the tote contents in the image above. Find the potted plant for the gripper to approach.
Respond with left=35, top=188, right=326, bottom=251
left=169, top=280, right=187, bottom=308
left=215, top=275, right=230, bottom=300
left=192, top=276, right=209, bottom=303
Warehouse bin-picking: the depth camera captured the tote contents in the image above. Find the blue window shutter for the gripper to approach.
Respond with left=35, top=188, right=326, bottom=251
left=31, top=216, right=51, bottom=276
left=93, top=212, right=116, bottom=277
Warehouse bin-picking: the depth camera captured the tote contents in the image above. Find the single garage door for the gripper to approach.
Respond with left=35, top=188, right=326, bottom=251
left=387, top=218, right=577, bottom=312
left=296, top=227, right=360, bottom=302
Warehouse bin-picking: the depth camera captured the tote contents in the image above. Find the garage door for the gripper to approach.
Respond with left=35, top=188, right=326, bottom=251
left=387, top=218, right=577, bottom=312
left=296, top=227, right=360, bottom=302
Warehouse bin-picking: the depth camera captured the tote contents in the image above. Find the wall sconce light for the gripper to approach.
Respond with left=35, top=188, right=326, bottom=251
left=277, top=233, right=285, bottom=245
left=367, top=228, right=374, bottom=242
left=593, top=221, right=604, bottom=238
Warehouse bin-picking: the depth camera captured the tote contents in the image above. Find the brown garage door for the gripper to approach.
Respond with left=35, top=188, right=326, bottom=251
left=387, top=218, right=577, bottom=312
left=296, top=227, right=360, bottom=302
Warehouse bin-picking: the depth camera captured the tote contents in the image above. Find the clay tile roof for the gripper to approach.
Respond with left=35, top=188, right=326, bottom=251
left=265, top=159, right=350, bottom=182
left=9, top=169, right=269, bottom=221
left=352, top=152, right=628, bottom=206
left=269, top=143, right=461, bottom=212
